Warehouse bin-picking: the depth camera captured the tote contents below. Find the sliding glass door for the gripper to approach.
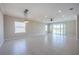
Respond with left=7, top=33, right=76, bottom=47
left=53, top=23, right=65, bottom=35
left=52, top=23, right=65, bottom=40
left=52, top=23, right=66, bottom=47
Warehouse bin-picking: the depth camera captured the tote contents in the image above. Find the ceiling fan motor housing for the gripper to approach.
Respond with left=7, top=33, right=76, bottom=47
left=24, top=9, right=29, bottom=14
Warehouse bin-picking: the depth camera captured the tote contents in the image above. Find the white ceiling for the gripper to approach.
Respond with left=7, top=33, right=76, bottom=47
left=0, top=3, right=79, bottom=23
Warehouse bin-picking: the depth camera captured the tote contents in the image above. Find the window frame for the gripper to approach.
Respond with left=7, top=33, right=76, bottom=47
left=14, top=21, right=26, bottom=33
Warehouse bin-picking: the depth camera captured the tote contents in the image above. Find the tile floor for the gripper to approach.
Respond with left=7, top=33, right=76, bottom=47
left=0, top=34, right=78, bottom=55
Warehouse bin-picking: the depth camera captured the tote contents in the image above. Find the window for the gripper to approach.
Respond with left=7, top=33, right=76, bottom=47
left=15, top=21, right=26, bottom=33
left=45, top=25, right=48, bottom=31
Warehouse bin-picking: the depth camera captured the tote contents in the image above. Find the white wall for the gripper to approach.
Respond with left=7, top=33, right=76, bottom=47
left=0, top=10, right=4, bottom=46
left=4, top=15, right=77, bottom=40
left=4, top=15, right=46, bottom=40
left=65, top=20, right=76, bottom=37
left=77, top=15, right=79, bottom=39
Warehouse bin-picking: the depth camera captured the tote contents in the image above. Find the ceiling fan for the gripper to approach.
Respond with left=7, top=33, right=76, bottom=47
left=50, top=18, right=54, bottom=22
left=24, top=9, right=29, bottom=23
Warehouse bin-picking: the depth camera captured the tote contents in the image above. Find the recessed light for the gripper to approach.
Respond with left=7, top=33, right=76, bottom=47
left=58, top=10, right=62, bottom=13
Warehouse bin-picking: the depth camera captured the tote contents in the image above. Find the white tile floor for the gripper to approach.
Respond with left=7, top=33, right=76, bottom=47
left=0, top=34, right=78, bottom=55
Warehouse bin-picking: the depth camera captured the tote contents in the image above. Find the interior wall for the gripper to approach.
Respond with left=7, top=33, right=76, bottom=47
left=65, top=20, right=76, bottom=37
left=4, top=15, right=46, bottom=40
left=0, top=10, right=4, bottom=46
left=4, top=15, right=76, bottom=40
left=77, top=15, right=79, bottom=39
left=47, top=24, right=51, bottom=33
